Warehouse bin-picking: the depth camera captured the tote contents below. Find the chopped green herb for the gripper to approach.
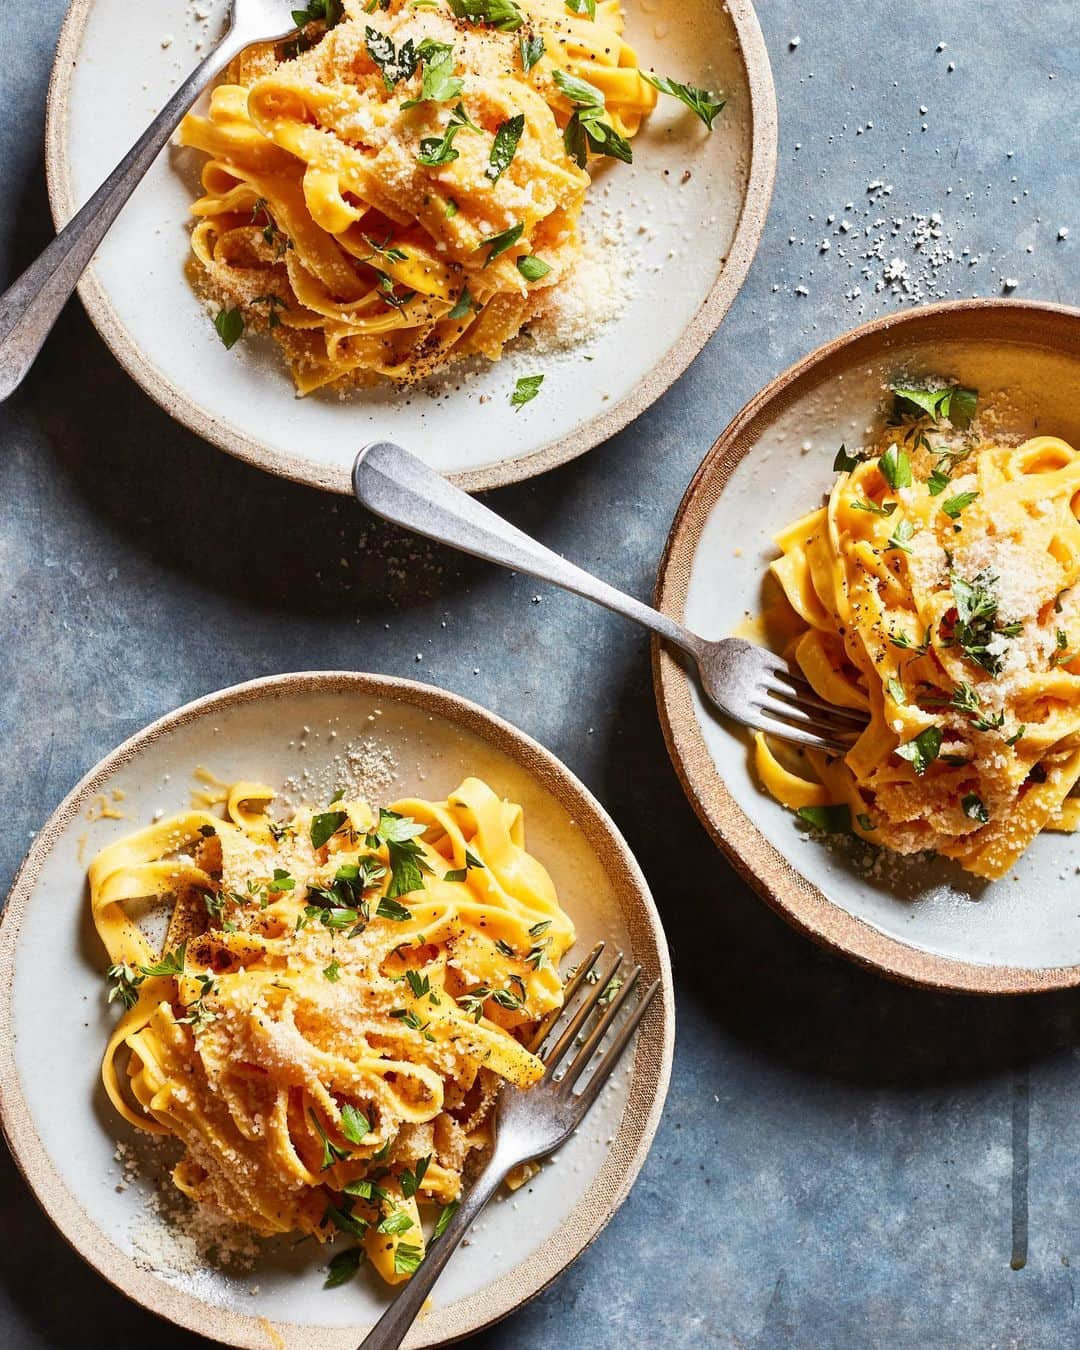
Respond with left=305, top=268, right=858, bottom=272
left=516, top=254, right=551, bottom=281
left=448, top=286, right=474, bottom=321
left=106, top=963, right=143, bottom=1009
left=252, top=293, right=288, bottom=328
left=796, top=804, right=852, bottom=834
left=941, top=490, right=978, bottom=519
left=850, top=498, right=898, bottom=516
left=324, top=1247, right=363, bottom=1288
left=376, top=896, right=414, bottom=921
left=432, top=1200, right=459, bottom=1240
left=554, top=69, right=632, bottom=166
left=961, top=792, right=990, bottom=824
left=895, top=726, right=943, bottom=776
left=878, top=444, right=913, bottom=491
left=456, top=986, right=491, bottom=1021
left=309, top=1109, right=351, bottom=1169
left=950, top=681, right=981, bottom=715
left=1005, top=725, right=1027, bottom=747
left=311, top=810, right=348, bottom=849
left=833, top=443, right=861, bottom=473
left=511, top=373, right=543, bottom=409
left=140, top=943, right=187, bottom=978
left=856, top=813, right=876, bottom=832
left=948, top=570, right=1015, bottom=676
left=323, top=959, right=342, bottom=983
left=486, top=114, right=525, bottom=181
left=886, top=518, right=915, bottom=553
left=446, top=0, right=523, bottom=29
left=400, top=1155, right=430, bottom=1198
left=340, top=1104, right=371, bottom=1144
left=893, top=384, right=978, bottom=429
left=377, top=1210, right=415, bottom=1235
left=519, top=33, right=544, bottom=71
left=886, top=676, right=906, bottom=705
left=479, top=220, right=524, bottom=265
left=365, top=26, right=418, bottom=91
left=394, top=1241, right=424, bottom=1275
left=401, top=39, right=463, bottom=106
left=640, top=71, right=726, bottom=130
left=214, top=308, right=244, bottom=349
left=927, top=467, right=951, bottom=495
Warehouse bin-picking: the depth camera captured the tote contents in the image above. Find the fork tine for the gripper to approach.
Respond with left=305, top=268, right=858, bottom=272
left=525, top=941, right=604, bottom=1054
left=751, top=713, right=851, bottom=754
left=542, top=952, right=624, bottom=1077
left=556, top=966, right=641, bottom=1094
left=762, top=683, right=869, bottom=726
left=753, top=693, right=861, bottom=739
left=568, top=979, right=661, bottom=1117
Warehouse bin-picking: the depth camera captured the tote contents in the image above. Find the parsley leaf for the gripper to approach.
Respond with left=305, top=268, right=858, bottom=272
left=401, top=39, right=462, bottom=107
left=377, top=1210, right=415, bottom=1235
left=446, top=0, right=523, bottom=30
left=400, top=1155, right=430, bottom=1198
left=323, top=959, right=342, bottom=982
left=479, top=220, right=524, bottom=265
left=486, top=114, right=525, bottom=181
left=340, top=1104, right=371, bottom=1144
left=886, top=518, right=915, bottom=553
left=961, top=792, right=990, bottom=824
left=324, top=1247, right=363, bottom=1288
left=886, top=676, right=906, bottom=705
left=567, top=0, right=596, bottom=15
left=376, top=896, right=413, bottom=921
left=947, top=570, right=1016, bottom=676
left=895, top=726, right=942, bottom=776
left=394, top=1241, right=424, bottom=1275
left=365, top=27, right=418, bottom=91
left=417, top=102, right=480, bottom=165
left=510, top=373, right=544, bottom=409
left=516, top=254, right=551, bottom=281
left=214, top=308, right=244, bottom=349
left=640, top=71, right=726, bottom=130
left=311, top=810, right=348, bottom=849
left=878, top=444, right=912, bottom=490
left=892, top=384, right=978, bottom=429
left=309, top=1109, right=351, bottom=1169
left=519, top=33, right=544, bottom=71
left=941, top=490, right=978, bottom=519
left=448, top=286, right=474, bottom=320
left=553, top=69, right=633, bottom=167
left=833, top=443, right=861, bottom=473
left=796, top=804, right=852, bottom=834
left=369, top=809, right=433, bottom=898
left=927, top=467, right=951, bottom=495
left=850, top=498, right=897, bottom=516
left=432, top=1200, right=459, bottom=1240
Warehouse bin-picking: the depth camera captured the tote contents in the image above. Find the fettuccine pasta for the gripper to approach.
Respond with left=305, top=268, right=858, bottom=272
left=176, top=0, right=662, bottom=389
left=92, top=776, right=574, bottom=1284
left=755, top=383, right=1080, bottom=880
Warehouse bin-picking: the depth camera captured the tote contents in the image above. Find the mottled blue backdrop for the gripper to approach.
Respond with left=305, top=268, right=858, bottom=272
left=1, top=2, right=1078, bottom=1346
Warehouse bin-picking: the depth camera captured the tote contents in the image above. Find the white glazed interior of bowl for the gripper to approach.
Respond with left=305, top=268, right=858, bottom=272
left=682, top=337, right=1080, bottom=970
left=6, top=682, right=652, bottom=1335
left=51, top=0, right=756, bottom=487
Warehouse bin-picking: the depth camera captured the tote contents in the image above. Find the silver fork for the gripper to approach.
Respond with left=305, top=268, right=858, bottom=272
left=353, top=441, right=868, bottom=753
left=357, top=942, right=659, bottom=1350
left=0, top=0, right=299, bottom=401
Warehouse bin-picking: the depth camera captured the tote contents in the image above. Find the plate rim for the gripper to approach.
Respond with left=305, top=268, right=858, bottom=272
left=0, top=670, right=675, bottom=1347
left=651, top=297, right=1080, bottom=996
left=43, top=0, right=778, bottom=495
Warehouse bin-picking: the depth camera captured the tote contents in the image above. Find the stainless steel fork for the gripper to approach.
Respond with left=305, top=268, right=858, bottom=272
left=357, top=942, right=659, bottom=1350
left=352, top=441, right=868, bottom=753
left=0, top=0, right=298, bottom=401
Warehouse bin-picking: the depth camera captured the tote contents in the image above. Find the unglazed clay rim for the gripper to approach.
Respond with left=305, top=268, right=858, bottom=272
left=0, top=672, right=674, bottom=1348
left=43, top=0, right=778, bottom=494
left=653, top=299, right=1080, bottom=996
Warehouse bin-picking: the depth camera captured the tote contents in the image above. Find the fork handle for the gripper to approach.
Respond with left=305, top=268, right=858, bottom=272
left=0, top=23, right=245, bottom=403
left=356, top=1152, right=509, bottom=1350
left=353, top=441, right=704, bottom=660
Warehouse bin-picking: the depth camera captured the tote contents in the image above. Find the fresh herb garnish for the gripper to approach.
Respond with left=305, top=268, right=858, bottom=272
left=850, top=498, right=897, bottom=516
left=377, top=1209, right=415, bottom=1236
left=947, top=570, right=1017, bottom=676
left=324, top=1247, right=363, bottom=1288
left=519, top=32, right=544, bottom=71
left=393, top=1241, right=424, bottom=1276
left=888, top=627, right=930, bottom=654
left=941, top=490, right=978, bottom=519
left=893, top=384, right=978, bottom=429
left=856, top=813, right=876, bottom=832
left=927, top=467, right=951, bottom=495
left=340, top=1104, right=371, bottom=1144
left=376, top=896, right=414, bottom=921
left=878, top=444, right=912, bottom=491
left=950, top=681, right=981, bottom=715
left=961, top=792, right=990, bottom=824
left=447, top=286, right=474, bottom=321
left=311, top=809, right=349, bottom=850
left=511, top=373, right=543, bottom=409
left=516, top=254, right=551, bottom=281
left=323, top=959, right=342, bottom=983
left=400, top=1155, right=430, bottom=1198
left=417, top=102, right=480, bottom=165
left=795, top=804, right=852, bottom=834
left=886, top=676, right=906, bottom=705
left=252, top=293, right=288, bottom=328
left=895, top=726, right=942, bottom=776
left=365, top=26, right=418, bottom=91
left=553, top=69, right=633, bottom=167
left=640, top=71, right=726, bottom=130
left=401, top=39, right=463, bottom=107
left=479, top=220, right=524, bottom=265
left=432, top=1200, right=458, bottom=1240
left=833, top=443, right=861, bottom=473
left=309, top=1108, right=351, bottom=1169
left=486, top=114, right=525, bottom=181
left=371, top=268, right=416, bottom=310
left=106, top=963, right=143, bottom=1009
left=140, top=943, right=188, bottom=978
left=886, top=518, right=915, bottom=553
left=446, top=0, right=523, bottom=29
left=214, top=308, right=244, bottom=349
left=360, top=234, right=409, bottom=264
left=368, top=809, right=433, bottom=897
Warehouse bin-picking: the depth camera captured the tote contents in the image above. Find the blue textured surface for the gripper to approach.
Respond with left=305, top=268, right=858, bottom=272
left=1, top=3, right=1079, bottom=1347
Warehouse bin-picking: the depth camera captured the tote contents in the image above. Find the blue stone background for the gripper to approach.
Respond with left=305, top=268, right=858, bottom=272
left=1, top=2, right=1078, bottom=1345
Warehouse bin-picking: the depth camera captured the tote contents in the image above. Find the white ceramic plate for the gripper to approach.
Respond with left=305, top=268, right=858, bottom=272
left=0, top=673, right=673, bottom=1347
left=654, top=301, right=1080, bottom=993
left=44, top=0, right=776, bottom=493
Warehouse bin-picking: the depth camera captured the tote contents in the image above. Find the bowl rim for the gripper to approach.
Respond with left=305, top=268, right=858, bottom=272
left=0, top=670, right=675, bottom=1347
left=652, top=297, right=1080, bottom=995
left=43, top=0, right=778, bottom=495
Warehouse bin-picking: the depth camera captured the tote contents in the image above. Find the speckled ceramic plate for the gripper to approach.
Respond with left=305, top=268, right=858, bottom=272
left=0, top=672, right=673, bottom=1348
left=654, top=300, right=1080, bottom=994
left=44, top=0, right=776, bottom=494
